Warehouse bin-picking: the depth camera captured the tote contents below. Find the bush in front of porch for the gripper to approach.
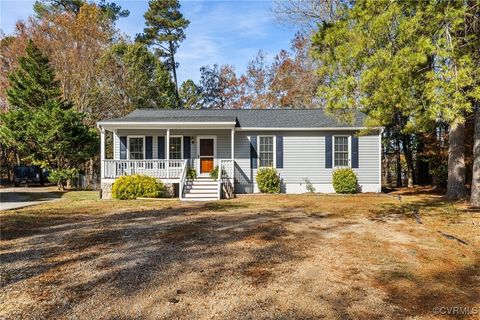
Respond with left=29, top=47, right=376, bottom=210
left=256, top=168, right=281, bottom=193
left=112, top=174, right=166, bottom=200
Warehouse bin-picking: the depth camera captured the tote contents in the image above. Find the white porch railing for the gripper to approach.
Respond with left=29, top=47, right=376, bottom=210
left=102, top=160, right=186, bottom=179
left=218, top=159, right=235, bottom=199
left=178, top=160, right=188, bottom=200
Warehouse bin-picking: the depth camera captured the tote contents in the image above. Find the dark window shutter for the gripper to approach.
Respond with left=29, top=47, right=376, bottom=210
left=183, top=136, right=190, bottom=159
left=145, top=136, right=152, bottom=159
left=120, top=136, right=127, bottom=159
left=276, top=136, right=283, bottom=168
left=250, top=136, right=257, bottom=169
left=351, top=136, right=359, bottom=168
left=158, top=136, right=165, bottom=159
left=325, top=135, right=332, bottom=168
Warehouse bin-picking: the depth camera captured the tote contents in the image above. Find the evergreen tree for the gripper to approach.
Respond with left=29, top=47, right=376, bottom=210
left=101, top=42, right=178, bottom=110
left=6, top=39, right=62, bottom=110
left=179, top=79, right=202, bottom=108
left=0, top=40, right=97, bottom=168
left=138, top=0, right=190, bottom=97
left=311, top=0, right=479, bottom=198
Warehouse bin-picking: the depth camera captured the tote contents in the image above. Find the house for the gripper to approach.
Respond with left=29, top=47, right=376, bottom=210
left=97, top=109, right=382, bottom=200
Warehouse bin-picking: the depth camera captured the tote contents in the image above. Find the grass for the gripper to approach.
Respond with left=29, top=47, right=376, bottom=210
left=1, top=191, right=479, bottom=319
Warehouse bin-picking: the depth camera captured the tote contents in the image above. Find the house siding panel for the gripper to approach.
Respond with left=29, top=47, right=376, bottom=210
left=233, top=131, right=380, bottom=193
left=111, top=128, right=380, bottom=193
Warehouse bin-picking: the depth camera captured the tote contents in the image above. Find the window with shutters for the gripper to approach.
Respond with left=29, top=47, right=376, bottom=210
left=169, top=136, right=183, bottom=159
left=258, top=136, right=275, bottom=168
left=333, top=136, right=350, bottom=167
left=128, top=137, right=144, bottom=160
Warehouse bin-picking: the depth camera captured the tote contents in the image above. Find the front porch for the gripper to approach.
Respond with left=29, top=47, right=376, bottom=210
left=97, top=121, right=238, bottom=200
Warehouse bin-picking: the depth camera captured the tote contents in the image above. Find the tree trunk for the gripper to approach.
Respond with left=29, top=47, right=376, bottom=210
left=395, top=139, right=402, bottom=187
left=401, top=136, right=415, bottom=188
left=471, top=102, right=480, bottom=207
left=169, top=41, right=179, bottom=101
left=446, top=120, right=467, bottom=199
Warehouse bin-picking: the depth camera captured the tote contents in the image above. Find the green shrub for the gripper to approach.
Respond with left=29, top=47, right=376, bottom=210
left=332, top=168, right=358, bottom=194
left=112, top=174, right=165, bottom=200
left=186, top=166, right=197, bottom=179
left=210, top=166, right=219, bottom=180
left=48, top=168, right=78, bottom=190
left=303, top=178, right=316, bottom=193
left=256, top=167, right=281, bottom=193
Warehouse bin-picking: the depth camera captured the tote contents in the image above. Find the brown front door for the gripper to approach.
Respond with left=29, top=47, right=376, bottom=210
left=199, top=138, right=214, bottom=173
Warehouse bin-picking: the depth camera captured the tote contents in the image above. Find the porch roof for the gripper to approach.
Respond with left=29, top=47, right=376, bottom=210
left=98, top=108, right=368, bottom=130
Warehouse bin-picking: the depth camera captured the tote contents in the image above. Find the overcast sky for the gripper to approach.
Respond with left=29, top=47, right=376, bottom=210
left=0, top=0, right=297, bottom=83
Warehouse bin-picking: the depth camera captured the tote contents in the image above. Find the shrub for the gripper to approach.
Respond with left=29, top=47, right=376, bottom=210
left=48, top=168, right=78, bottom=190
left=209, top=166, right=219, bottom=180
left=186, top=166, right=197, bottom=180
left=256, top=167, right=281, bottom=193
left=332, top=168, right=358, bottom=194
left=209, top=166, right=226, bottom=180
left=303, top=178, right=316, bottom=193
left=112, top=174, right=165, bottom=200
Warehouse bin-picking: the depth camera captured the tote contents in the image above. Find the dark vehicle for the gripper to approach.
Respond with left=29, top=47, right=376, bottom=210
left=13, top=165, right=47, bottom=187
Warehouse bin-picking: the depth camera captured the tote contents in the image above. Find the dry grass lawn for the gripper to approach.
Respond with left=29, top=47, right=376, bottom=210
left=0, top=191, right=479, bottom=319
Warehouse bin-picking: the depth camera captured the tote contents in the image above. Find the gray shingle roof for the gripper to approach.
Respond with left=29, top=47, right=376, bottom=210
left=100, top=109, right=366, bottom=128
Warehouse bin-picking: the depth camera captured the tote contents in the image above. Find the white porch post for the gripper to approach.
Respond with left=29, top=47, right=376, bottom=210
left=100, top=126, right=105, bottom=179
left=231, top=128, right=235, bottom=159
left=166, top=128, right=170, bottom=179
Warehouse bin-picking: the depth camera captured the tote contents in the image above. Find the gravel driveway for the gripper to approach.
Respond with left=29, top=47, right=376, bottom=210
left=1, top=194, right=478, bottom=319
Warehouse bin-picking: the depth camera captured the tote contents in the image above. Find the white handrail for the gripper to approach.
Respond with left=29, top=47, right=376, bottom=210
left=217, top=160, right=222, bottom=200
left=179, top=161, right=188, bottom=200
left=102, top=159, right=185, bottom=179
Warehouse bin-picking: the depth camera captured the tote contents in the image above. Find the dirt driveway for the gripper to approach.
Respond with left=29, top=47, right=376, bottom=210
left=0, top=193, right=479, bottom=319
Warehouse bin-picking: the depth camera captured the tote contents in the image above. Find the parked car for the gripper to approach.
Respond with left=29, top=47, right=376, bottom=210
left=13, top=165, right=47, bottom=187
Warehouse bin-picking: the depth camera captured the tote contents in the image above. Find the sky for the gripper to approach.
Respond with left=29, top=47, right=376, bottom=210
left=0, top=0, right=298, bottom=83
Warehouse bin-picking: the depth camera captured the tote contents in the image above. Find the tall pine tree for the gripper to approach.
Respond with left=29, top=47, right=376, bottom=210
left=6, top=39, right=62, bottom=110
left=138, top=0, right=190, bottom=99
left=0, top=39, right=97, bottom=168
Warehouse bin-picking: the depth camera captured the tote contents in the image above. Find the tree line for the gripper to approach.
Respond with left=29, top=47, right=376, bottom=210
left=273, top=0, right=479, bottom=206
left=0, top=0, right=478, bottom=207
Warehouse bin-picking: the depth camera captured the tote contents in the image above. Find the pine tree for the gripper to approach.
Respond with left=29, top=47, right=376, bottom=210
left=138, top=0, right=190, bottom=98
left=6, top=39, right=62, bottom=110
left=0, top=39, right=97, bottom=168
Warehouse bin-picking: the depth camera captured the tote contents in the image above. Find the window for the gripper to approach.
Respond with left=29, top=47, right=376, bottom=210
left=128, top=137, right=144, bottom=160
left=258, top=136, right=274, bottom=167
left=334, top=136, right=349, bottom=167
left=169, top=136, right=182, bottom=159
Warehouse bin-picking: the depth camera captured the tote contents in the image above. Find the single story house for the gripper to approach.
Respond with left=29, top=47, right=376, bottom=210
left=97, top=109, right=382, bottom=200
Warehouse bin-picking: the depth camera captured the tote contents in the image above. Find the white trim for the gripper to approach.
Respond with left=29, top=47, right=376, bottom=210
left=236, top=127, right=381, bottom=131
left=97, top=122, right=236, bottom=131
left=168, top=135, right=184, bottom=160
left=196, top=135, right=217, bottom=175
left=332, top=135, right=351, bottom=168
left=257, top=135, right=276, bottom=168
left=379, top=128, right=384, bottom=188
left=127, top=136, right=145, bottom=160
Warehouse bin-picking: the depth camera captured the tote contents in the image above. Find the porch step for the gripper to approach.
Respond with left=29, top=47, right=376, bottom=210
left=183, top=193, right=218, bottom=200
left=182, top=177, right=219, bottom=201
left=185, top=184, right=217, bottom=190
left=185, top=180, right=217, bottom=184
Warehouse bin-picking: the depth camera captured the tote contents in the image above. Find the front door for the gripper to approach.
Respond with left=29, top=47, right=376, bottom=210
left=199, top=138, right=214, bottom=174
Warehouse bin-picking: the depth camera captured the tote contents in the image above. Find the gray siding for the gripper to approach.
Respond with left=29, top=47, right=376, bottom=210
left=114, top=129, right=233, bottom=170
left=112, top=128, right=380, bottom=193
left=233, top=131, right=380, bottom=192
